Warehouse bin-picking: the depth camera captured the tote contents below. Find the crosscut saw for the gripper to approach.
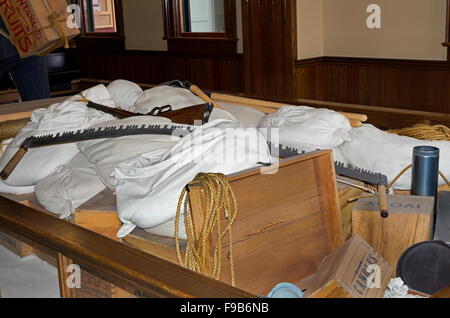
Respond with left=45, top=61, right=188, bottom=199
left=0, top=126, right=390, bottom=217
left=269, top=142, right=390, bottom=218
left=0, top=123, right=195, bottom=181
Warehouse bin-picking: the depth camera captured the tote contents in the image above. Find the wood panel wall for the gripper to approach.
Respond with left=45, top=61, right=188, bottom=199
left=70, top=49, right=244, bottom=93
left=295, top=57, right=450, bottom=114
left=71, top=49, right=450, bottom=115
left=241, top=0, right=297, bottom=100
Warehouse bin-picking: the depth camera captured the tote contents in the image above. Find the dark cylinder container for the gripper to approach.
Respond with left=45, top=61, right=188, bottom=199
left=411, top=146, right=440, bottom=198
left=411, top=146, right=440, bottom=238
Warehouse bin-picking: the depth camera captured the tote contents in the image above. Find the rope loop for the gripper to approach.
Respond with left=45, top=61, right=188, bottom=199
left=175, top=173, right=238, bottom=286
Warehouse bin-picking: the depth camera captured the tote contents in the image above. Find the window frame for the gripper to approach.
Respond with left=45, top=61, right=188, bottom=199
left=444, top=0, right=450, bottom=60
left=162, top=0, right=238, bottom=55
left=69, top=0, right=125, bottom=50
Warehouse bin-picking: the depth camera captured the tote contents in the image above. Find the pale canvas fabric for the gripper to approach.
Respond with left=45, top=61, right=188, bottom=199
left=114, top=120, right=273, bottom=238
left=340, top=124, right=450, bottom=189
left=0, top=85, right=116, bottom=188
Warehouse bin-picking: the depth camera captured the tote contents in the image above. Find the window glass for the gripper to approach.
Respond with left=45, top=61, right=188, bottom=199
left=181, top=0, right=225, bottom=33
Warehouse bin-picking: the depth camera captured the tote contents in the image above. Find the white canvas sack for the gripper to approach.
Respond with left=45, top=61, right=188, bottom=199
left=35, top=153, right=107, bottom=219
left=131, top=86, right=204, bottom=114
left=340, top=124, right=450, bottom=189
left=114, top=120, right=273, bottom=238
left=0, top=181, right=34, bottom=195
left=259, top=106, right=352, bottom=149
left=217, top=101, right=266, bottom=127
left=107, top=79, right=143, bottom=110
left=0, top=85, right=116, bottom=187
left=77, top=116, right=182, bottom=189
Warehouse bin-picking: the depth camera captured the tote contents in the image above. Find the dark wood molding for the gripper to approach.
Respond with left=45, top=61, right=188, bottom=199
left=71, top=48, right=244, bottom=93
left=294, top=56, right=450, bottom=114
left=446, top=0, right=450, bottom=60
left=242, top=0, right=298, bottom=99
left=162, top=0, right=237, bottom=55
left=166, top=37, right=237, bottom=55
left=295, top=57, right=325, bottom=67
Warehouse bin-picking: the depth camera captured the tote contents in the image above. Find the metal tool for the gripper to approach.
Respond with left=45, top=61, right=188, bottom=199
left=0, top=123, right=195, bottom=180
left=271, top=141, right=390, bottom=218
left=159, top=80, right=223, bottom=110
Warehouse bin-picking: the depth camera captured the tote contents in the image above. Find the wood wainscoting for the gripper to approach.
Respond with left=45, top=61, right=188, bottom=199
left=70, top=49, right=244, bottom=94
left=71, top=49, right=450, bottom=115
left=295, top=57, right=450, bottom=115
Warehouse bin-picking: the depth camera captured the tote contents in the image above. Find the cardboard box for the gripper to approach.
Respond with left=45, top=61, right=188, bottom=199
left=0, top=0, right=79, bottom=58
left=352, top=194, right=434, bottom=268
left=304, top=235, right=393, bottom=298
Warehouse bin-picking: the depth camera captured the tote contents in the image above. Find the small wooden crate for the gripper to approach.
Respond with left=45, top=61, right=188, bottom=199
left=188, top=150, right=343, bottom=295
left=303, top=235, right=393, bottom=298
left=352, top=194, right=434, bottom=268
left=0, top=226, right=33, bottom=257
left=57, top=254, right=156, bottom=298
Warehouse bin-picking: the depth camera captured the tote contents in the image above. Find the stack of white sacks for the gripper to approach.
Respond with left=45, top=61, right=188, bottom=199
left=0, top=79, right=448, bottom=240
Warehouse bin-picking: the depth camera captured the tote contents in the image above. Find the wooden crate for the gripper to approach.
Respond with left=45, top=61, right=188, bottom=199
left=188, top=150, right=343, bottom=295
left=352, top=194, right=434, bottom=268
left=337, top=178, right=364, bottom=241
left=303, top=235, right=393, bottom=298
left=64, top=150, right=343, bottom=297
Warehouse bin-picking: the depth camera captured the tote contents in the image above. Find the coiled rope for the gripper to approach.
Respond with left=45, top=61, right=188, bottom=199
left=0, top=118, right=30, bottom=155
left=389, top=124, right=450, bottom=141
left=175, top=173, right=238, bottom=286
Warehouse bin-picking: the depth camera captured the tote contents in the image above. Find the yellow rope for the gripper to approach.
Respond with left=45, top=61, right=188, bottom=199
left=389, top=124, right=450, bottom=141
left=0, top=118, right=30, bottom=140
left=348, top=164, right=450, bottom=202
left=175, top=173, right=238, bottom=286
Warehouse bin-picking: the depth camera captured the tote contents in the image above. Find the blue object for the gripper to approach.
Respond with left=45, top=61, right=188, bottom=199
left=411, top=146, right=440, bottom=237
left=0, top=16, right=17, bottom=59
left=411, top=146, right=440, bottom=198
left=267, top=283, right=304, bottom=298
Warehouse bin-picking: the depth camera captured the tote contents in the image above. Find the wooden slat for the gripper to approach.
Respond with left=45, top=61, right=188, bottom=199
left=0, top=97, right=68, bottom=122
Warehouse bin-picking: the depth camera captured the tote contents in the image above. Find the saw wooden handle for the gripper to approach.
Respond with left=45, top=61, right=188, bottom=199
left=0, top=147, right=27, bottom=180
left=188, top=84, right=223, bottom=110
left=211, top=92, right=368, bottom=127
left=378, top=185, right=389, bottom=218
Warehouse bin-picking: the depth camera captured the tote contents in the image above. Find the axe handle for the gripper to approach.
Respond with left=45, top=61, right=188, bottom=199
left=378, top=185, right=389, bottom=218
left=188, top=84, right=223, bottom=110
left=0, top=147, right=27, bottom=180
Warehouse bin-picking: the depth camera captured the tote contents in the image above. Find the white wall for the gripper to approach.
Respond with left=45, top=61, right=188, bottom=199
left=297, top=0, right=324, bottom=59
left=122, top=0, right=167, bottom=51
left=322, top=0, right=447, bottom=60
